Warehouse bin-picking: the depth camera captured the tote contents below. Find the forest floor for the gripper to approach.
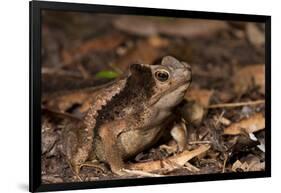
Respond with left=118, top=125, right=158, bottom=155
left=41, top=11, right=266, bottom=183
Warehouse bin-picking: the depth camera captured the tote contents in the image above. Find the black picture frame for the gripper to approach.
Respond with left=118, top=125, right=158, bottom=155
left=29, top=1, right=271, bottom=192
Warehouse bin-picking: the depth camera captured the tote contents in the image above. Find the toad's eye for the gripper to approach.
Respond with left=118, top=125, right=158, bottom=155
left=155, top=70, right=170, bottom=82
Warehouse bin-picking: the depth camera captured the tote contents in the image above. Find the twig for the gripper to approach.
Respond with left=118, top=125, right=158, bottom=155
left=122, top=169, right=163, bottom=177
left=77, top=63, right=91, bottom=79
left=188, top=140, right=212, bottom=145
left=214, top=110, right=225, bottom=126
left=129, top=145, right=210, bottom=172
left=222, top=153, right=228, bottom=173
left=184, top=162, right=200, bottom=172
left=109, top=62, right=124, bottom=74
left=207, top=100, right=265, bottom=109
left=42, top=67, right=82, bottom=78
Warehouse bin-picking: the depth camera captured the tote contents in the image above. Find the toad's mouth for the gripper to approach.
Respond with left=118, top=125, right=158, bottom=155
left=149, top=79, right=191, bottom=105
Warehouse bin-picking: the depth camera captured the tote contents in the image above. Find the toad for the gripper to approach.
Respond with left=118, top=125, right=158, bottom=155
left=62, top=56, right=192, bottom=177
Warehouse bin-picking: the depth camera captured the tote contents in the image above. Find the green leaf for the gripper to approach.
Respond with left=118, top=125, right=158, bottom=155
left=95, top=70, right=119, bottom=79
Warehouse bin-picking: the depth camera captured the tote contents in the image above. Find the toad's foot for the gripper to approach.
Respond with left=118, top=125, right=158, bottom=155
left=68, top=160, right=106, bottom=181
left=80, top=161, right=107, bottom=173
left=66, top=160, right=83, bottom=182
left=160, top=144, right=178, bottom=154
left=77, top=161, right=107, bottom=181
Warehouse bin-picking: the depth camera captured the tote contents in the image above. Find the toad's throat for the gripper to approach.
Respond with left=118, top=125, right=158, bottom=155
left=149, top=79, right=191, bottom=106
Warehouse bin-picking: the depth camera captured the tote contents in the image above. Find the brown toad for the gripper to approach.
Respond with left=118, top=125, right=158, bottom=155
left=62, top=56, right=192, bottom=176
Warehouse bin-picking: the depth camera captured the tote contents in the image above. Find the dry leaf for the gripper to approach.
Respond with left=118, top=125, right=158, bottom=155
left=129, top=145, right=210, bottom=172
left=170, top=122, right=187, bottom=152
left=42, top=175, right=64, bottom=183
left=42, top=131, right=58, bottom=155
left=62, top=32, right=126, bottom=65
left=182, top=88, right=214, bottom=125
left=114, top=16, right=228, bottom=38
left=232, top=155, right=265, bottom=172
left=233, top=64, right=265, bottom=95
left=232, top=160, right=243, bottom=171
left=184, top=162, right=200, bottom=172
left=246, top=23, right=265, bottom=47
left=224, top=113, right=265, bottom=135
left=185, top=88, right=214, bottom=107
left=147, top=35, right=170, bottom=48
left=214, top=115, right=231, bottom=126
left=44, top=88, right=99, bottom=114
left=217, top=92, right=233, bottom=103
left=181, top=102, right=204, bottom=126
left=113, top=39, right=161, bottom=71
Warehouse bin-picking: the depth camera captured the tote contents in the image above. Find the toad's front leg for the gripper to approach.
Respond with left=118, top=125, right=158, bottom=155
left=98, top=120, right=128, bottom=175
left=63, top=121, right=94, bottom=180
